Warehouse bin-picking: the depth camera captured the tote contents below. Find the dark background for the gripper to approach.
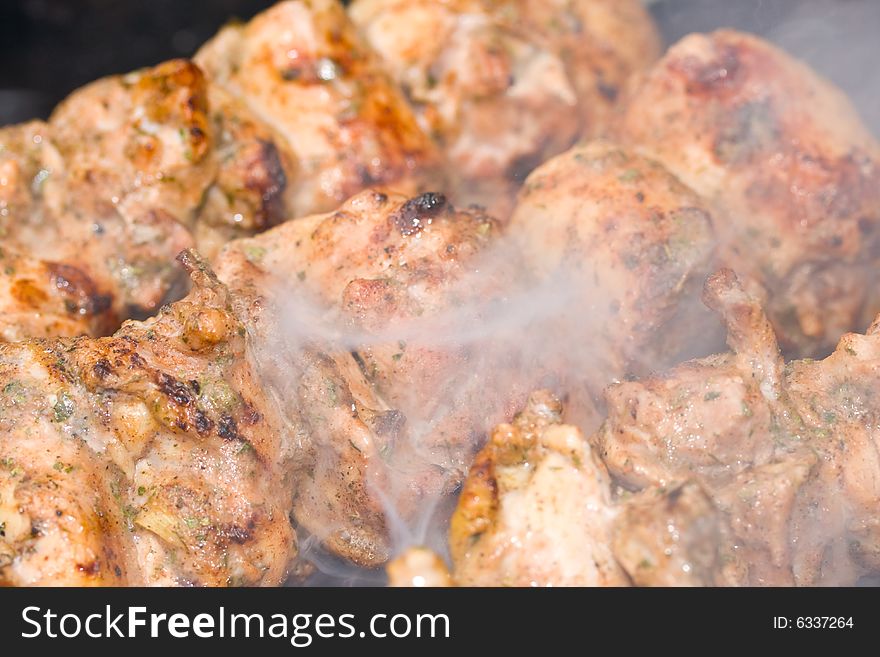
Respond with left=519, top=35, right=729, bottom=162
left=1, top=0, right=879, bottom=133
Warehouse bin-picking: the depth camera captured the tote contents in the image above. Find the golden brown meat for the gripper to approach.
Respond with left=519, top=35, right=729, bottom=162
left=0, top=248, right=116, bottom=340
left=192, top=84, right=298, bottom=260
left=449, top=390, right=628, bottom=586
left=215, top=189, right=534, bottom=566
left=614, top=30, right=880, bottom=357
left=0, top=252, right=296, bottom=586
left=0, top=59, right=297, bottom=337
left=0, top=62, right=213, bottom=332
left=42, top=60, right=216, bottom=317
left=445, top=391, right=740, bottom=587
left=350, top=0, right=660, bottom=216
left=508, top=141, right=719, bottom=428
left=594, top=269, right=880, bottom=585
left=196, top=0, right=444, bottom=219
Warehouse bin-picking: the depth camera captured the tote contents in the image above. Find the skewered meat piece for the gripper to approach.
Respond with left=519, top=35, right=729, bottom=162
left=0, top=252, right=296, bottom=586
left=349, top=0, right=660, bottom=216
left=449, top=390, right=628, bottom=586
left=215, top=189, right=534, bottom=566
left=196, top=0, right=445, bottom=219
left=508, top=140, right=719, bottom=428
left=595, top=269, right=880, bottom=585
left=614, top=30, right=880, bottom=357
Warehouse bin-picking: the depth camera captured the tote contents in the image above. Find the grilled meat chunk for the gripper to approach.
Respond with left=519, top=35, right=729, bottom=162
left=41, top=60, right=215, bottom=318
left=0, top=252, right=296, bottom=586
left=216, top=190, right=532, bottom=565
left=0, top=59, right=297, bottom=336
left=508, top=141, right=719, bottom=428
left=350, top=0, right=660, bottom=216
left=595, top=269, right=880, bottom=585
left=614, top=30, right=880, bottom=357
left=449, top=390, right=628, bottom=586
left=196, top=0, right=444, bottom=219
left=393, top=481, right=731, bottom=588
left=1, top=62, right=212, bottom=330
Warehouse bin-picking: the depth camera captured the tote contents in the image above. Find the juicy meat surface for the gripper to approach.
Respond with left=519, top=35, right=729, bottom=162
left=215, top=189, right=534, bottom=565
left=3, top=6, right=879, bottom=588
left=193, top=84, right=298, bottom=260
left=0, top=62, right=204, bottom=328
left=508, top=140, right=719, bottom=429
left=350, top=0, right=660, bottom=216
left=0, top=252, right=296, bottom=586
left=0, top=60, right=295, bottom=336
left=612, top=482, right=729, bottom=587
left=33, top=60, right=215, bottom=318
left=449, top=390, right=628, bottom=586
left=614, top=30, right=880, bottom=357
left=0, top=249, right=116, bottom=340
left=196, top=0, right=444, bottom=219
left=444, top=270, right=880, bottom=587
left=403, top=478, right=730, bottom=587
left=595, top=269, right=880, bottom=585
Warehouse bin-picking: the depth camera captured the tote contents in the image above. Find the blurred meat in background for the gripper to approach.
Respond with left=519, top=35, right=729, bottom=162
left=1, top=0, right=878, bottom=135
